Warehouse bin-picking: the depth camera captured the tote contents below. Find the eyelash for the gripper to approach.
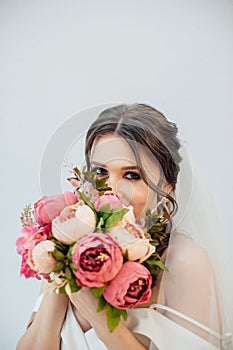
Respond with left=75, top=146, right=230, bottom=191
left=90, top=167, right=141, bottom=181
left=91, top=167, right=108, bottom=176
left=124, top=172, right=141, bottom=180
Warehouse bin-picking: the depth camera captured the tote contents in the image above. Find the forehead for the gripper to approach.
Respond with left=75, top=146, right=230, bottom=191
left=90, top=134, right=137, bottom=165
left=90, top=134, right=161, bottom=179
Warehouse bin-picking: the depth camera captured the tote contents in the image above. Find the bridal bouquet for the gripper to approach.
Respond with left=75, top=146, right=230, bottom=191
left=16, top=166, right=168, bottom=331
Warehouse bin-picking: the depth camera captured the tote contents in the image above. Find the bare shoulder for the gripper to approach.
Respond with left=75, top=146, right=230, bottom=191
left=162, top=234, right=214, bottom=338
left=166, top=233, right=211, bottom=277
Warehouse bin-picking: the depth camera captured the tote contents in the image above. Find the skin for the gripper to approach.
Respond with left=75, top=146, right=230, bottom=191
left=89, top=134, right=172, bottom=218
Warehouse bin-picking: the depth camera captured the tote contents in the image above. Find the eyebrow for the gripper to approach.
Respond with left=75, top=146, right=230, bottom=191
left=90, top=161, right=140, bottom=171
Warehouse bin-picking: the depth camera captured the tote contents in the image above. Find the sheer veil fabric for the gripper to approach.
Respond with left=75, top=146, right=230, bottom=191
left=158, top=142, right=233, bottom=349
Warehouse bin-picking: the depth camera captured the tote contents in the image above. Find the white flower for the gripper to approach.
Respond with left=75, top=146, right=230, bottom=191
left=52, top=200, right=96, bottom=245
left=28, top=240, right=57, bottom=274
left=109, top=206, right=155, bottom=262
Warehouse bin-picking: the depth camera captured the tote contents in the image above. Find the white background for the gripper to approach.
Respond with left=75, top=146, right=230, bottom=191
left=0, top=1, right=233, bottom=348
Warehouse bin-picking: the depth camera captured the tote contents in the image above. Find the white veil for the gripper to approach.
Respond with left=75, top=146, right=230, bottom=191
left=157, top=141, right=233, bottom=349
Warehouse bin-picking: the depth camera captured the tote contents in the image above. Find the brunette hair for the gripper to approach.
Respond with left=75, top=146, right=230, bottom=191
left=85, top=103, right=182, bottom=255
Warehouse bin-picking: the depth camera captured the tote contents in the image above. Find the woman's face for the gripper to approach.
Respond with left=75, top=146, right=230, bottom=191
left=90, top=134, right=169, bottom=219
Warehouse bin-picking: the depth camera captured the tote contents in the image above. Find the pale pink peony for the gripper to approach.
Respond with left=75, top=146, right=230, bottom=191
left=109, top=206, right=155, bottom=262
left=28, top=240, right=57, bottom=274
left=110, top=227, right=155, bottom=263
left=103, top=261, right=152, bottom=309
left=110, top=206, right=143, bottom=233
left=33, top=191, right=77, bottom=226
left=94, top=193, right=122, bottom=212
left=52, top=200, right=96, bottom=245
left=72, top=233, right=123, bottom=288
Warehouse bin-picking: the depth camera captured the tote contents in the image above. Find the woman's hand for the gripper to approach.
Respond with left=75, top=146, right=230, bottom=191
left=69, top=288, right=147, bottom=350
left=70, top=288, right=107, bottom=331
left=16, top=289, right=69, bottom=350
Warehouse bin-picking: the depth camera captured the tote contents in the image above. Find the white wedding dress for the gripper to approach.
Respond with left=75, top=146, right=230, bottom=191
left=60, top=303, right=221, bottom=350
left=33, top=294, right=223, bottom=350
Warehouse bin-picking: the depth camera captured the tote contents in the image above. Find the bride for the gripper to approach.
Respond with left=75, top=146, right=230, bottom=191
left=16, top=103, right=232, bottom=350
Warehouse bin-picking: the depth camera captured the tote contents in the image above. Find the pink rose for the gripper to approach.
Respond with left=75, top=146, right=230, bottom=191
left=103, top=261, right=152, bottom=309
left=94, top=193, right=122, bottom=212
left=28, top=240, right=57, bottom=274
left=33, top=191, right=77, bottom=226
left=52, top=200, right=96, bottom=245
left=72, top=233, right=123, bottom=288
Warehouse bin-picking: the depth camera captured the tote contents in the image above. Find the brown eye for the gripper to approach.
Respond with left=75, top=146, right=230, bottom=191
left=124, top=172, right=141, bottom=180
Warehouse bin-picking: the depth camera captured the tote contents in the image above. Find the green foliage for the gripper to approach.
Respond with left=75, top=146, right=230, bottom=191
left=105, top=208, right=129, bottom=228
left=69, top=262, right=78, bottom=271
left=145, top=259, right=169, bottom=271
left=97, top=296, right=107, bottom=312
left=143, top=208, right=169, bottom=279
left=53, top=261, right=65, bottom=273
left=106, top=304, right=128, bottom=332
left=65, top=266, right=72, bottom=280
left=69, top=279, right=82, bottom=293
left=57, top=284, right=66, bottom=294
left=83, top=171, right=111, bottom=194
left=90, top=286, right=106, bottom=298
left=77, top=190, right=95, bottom=211
left=123, top=249, right=129, bottom=261
left=52, top=249, right=65, bottom=261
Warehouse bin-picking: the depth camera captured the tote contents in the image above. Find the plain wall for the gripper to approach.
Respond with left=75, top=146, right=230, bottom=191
left=0, top=1, right=233, bottom=348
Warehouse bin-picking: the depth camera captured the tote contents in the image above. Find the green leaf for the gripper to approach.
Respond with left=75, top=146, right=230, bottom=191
left=65, top=266, right=72, bottom=280
left=77, top=190, right=95, bottom=211
left=105, top=208, right=129, bottom=228
left=50, top=238, right=69, bottom=253
left=97, top=296, right=107, bottom=312
left=106, top=304, right=121, bottom=333
left=97, top=186, right=112, bottom=192
left=123, top=249, right=129, bottom=261
left=97, top=216, right=104, bottom=229
left=82, top=165, right=87, bottom=173
left=119, top=309, right=127, bottom=321
left=68, top=242, right=78, bottom=259
left=53, top=261, right=65, bottom=273
left=57, top=284, right=66, bottom=294
left=145, top=260, right=169, bottom=271
left=98, top=211, right=111, bottom=221
left=90, top=286, right=106, bottom=298
left=98, top=203, right=111, bottom=213
left=69, top=276, right=82, bottom=292
left=96, top=176, right=110, bottom=190
left=69, top=262, right=78, bottom=271
left=70, top=283, right=82, bottom=293
left=52, top=249, right=65, bottom=261
left=73, top=166, right=81, bottom=177
left=148, top=225, right=164, bottom=233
